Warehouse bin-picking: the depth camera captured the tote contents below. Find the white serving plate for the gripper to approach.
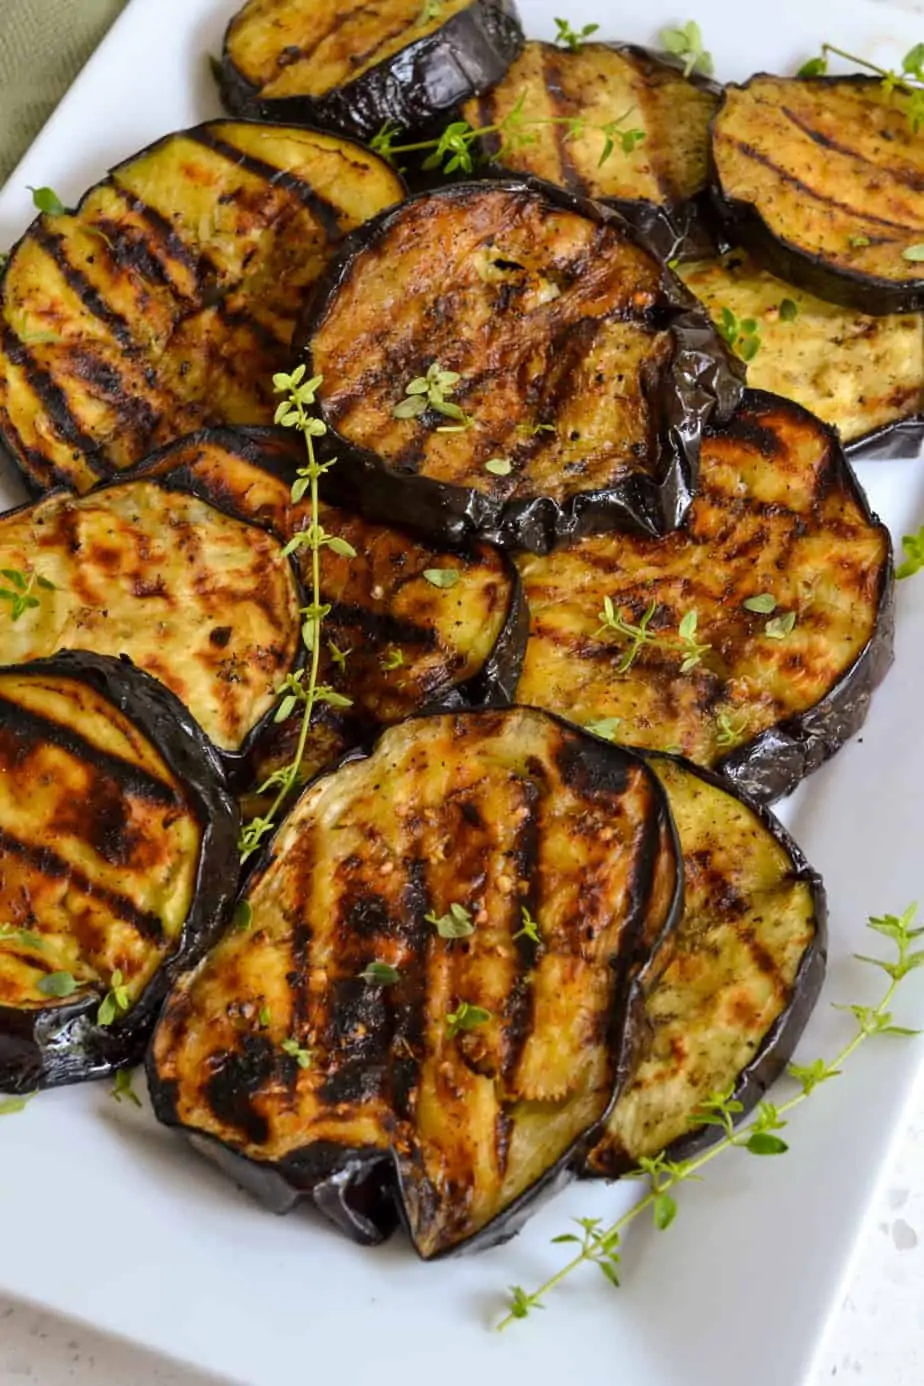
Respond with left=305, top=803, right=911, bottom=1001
left=0, top=2, right=923, bottom=1384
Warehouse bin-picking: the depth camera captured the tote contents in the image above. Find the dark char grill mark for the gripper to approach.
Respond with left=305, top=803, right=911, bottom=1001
left=189, top=129, right=344, bottom=241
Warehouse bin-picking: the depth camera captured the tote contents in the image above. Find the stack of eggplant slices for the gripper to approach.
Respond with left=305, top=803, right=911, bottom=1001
left=0, top=0, right=908, bottom=1260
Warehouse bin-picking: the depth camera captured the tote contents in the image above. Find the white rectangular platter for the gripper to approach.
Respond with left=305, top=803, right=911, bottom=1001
left=1, top=1, right=923, bottom=1384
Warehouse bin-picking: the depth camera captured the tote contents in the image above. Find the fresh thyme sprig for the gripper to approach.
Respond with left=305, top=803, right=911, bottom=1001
left=370, top=90, right=644, bottom=178
left=896, top=525, right=924, bottom=578
left=446, top=1001, right=492, bottom=1038
left=797, top=43, right=924, bottom=131
left=718, top=307, right=761, bottom=362
left=0, top=567, right=55, bottom=622
left=554, top=18, right=600, bottom=51
left=497, top=904, right=923, bottom=1329
left=238, top=368, right=353, bottom=862
left=597, top=598, right=711, bottom=674
left=660, top=21, right=713, bottom=78
left=393, top=362, right=471, bottom=427
left=97, top=969, right=130, bottom=1027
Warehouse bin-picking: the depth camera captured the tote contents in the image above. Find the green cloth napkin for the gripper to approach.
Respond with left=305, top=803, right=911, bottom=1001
left=0, top=0, right=127, bottom=185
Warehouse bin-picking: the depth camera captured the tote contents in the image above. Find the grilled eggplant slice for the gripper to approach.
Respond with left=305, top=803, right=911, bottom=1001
left=0, top=471, right=300, bottom=756
left=134, top=426, right=526, bottom=795
left=0, top=652, right=238, bottom=1093
left=711, top=75, right=924, bottom=314
left=148, top=707, right=681, bottom=1256
left=586, top=754, right=826, bottom=1177
left=219, top=0, right=524, bottom=142
left=516, top=391, right=894, bottom=803
left=301, top=180, right=744, bottom=552
left=679, top=249, right=924, bottom=458
left=0, top=122, right=404, bottom=495
left=462, top=42, right=720, bottom=259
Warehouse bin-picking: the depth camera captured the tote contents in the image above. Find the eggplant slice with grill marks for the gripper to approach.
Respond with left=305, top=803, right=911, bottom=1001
left=300, top=180, right=744, bottom=553
left=586, top=753, right=826, bottom=1178
left=133, top=425, right=526, bottom=800
left=148, top=707, right=682, bottom=1256
left=0, top=121, right=404, bottom=495
left=219, top=0, right=524, bottom=143
left=0, top=652, right=238, bottom=1094
left=462, top=41, right=721, bottom=259
left=0, top=468, right=301, bottom=758
left=711, top=75, right=924, bottom=314
left=516, top=391, right=894, bottom=804
left=678, top=248, right=924, bottom=459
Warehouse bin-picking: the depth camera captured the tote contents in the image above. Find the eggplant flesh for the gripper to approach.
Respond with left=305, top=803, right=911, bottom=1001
left=302, top=179, right=744, bottom=552
left=0, top=474, right=301, bottom=756
left=586, top=754, right=826, bottom=1177
left=0, top=121, right=404, bottom=495
left=711, top=76, right=924, bottom=314
left=678, top=249, right=924, bottom=458
left=132, top=426, right=527, bottom=799
left=463, top=41, right=719, bottom=259
left=0, top=653, right=238, bottom=1093
left=515, top=390, right=894, bottom=804
left=148, top=707, right=681, bottom=1257
left=221, top=0, right=525, bottom=143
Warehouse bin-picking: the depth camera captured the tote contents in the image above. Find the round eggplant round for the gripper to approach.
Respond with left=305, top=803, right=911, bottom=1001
left=147, top=705, right=682, bottom=1257
left=460, top=40, right=722, bottom=261
left=585, top=751, right=826, bottom=1178
left=710, top=74, right=924, bottom=315
left=0, top=651, right=239, bottom=1094
left=0, top=468, right=303, bottom=762
left=0, top=120, right=404, bottom=496
left=298, top=178, right=744, bottom=554
left=515, top=389, right=894, bottom=804
left=219, top=0, right=525, bottom=143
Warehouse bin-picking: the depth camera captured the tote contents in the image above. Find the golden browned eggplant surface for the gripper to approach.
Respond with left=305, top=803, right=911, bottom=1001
left=150, top=707, right=676, bottom=1256
left=679, top=249, right=924, bottom=445
left=516, top=393, right=891, bottom=779
left=587, top=754, right=823, bottom=1175
left=712, top=77, right=924, bottom=300
left=0, top=122, right=403, bottom=493
left=308, top=184, right=678, bottom=500
left=226, top=0, right=473, bottom=100
left=464, top=41, right=717, bottom=206
left=0, top=669, right=200, bottom=1014
left=0, top=478, right=300, bottom=753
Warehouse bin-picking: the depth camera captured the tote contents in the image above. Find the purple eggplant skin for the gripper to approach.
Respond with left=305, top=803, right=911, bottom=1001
left=584, top=751, right=827, bottom=1179
left=219, top=0, right=525, bottom=144
left=708, top=74, right=924, bottom=316
left=0, top=651, right=239, bottom=1095
left=845, top=415, right=924, bottom=463
left=147, top=712, right=684, bottom=1256
left=296, top=177, right=745, bottom=554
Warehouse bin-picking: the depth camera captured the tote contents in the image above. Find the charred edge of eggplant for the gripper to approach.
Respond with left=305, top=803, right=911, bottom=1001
left=149, top=709, right=682, bottom=1255
left=582, top=749, right=828, bottom=1180
left=0, top=651, right=239, bottom=1095
left=708, top=76, right=924, bottom=316
left=297, top=177, right=745, bottom=554
left=714, top=397, right=895, bottom=804
left=0, top=456, right=308, bottom=783
left=219, top=0, right=525, bottom=143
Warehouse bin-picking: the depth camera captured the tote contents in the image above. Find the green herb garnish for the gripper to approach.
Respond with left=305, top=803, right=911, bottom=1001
left=281, top=1037, right=313, bottom=1069
left=393, top=362, right=470, bottom=425
left=0, top=922, right=45, bottom=951
left=0, top=567, right=55, bottom=622
left=29, top=186, right=66, bottom=216
left=445, top=1001, right=492, bottom=1038
left=554, top=18, right=600, bottom=51
left=597, top=599, right=710, bottom=673
left=718, top=307, right=761, bottom=362
left=498, top=903, right=923, bottom=1327
left=897, top=525, right=924, bottom=578
left=426, top=903, right=475, bottom=939
left=485, top=457, right=513, bottom=477
left=380, top=647, right=405, bottom=672
left=359, top=961, right=402, bottom=986
left=586, top=716, right=623, bottom=741
left=423, top=567, right=460, bottom=589
left=904, top=244, right=924, bottom=262
left=233, top=900, right=253, bottom=932
left=111, top=1069, right=141, bottom=1108
left=764, top=611, right=797, bottom=640
left=37, top=971, right=80, bottom=999
left=513, top=906, right=541, bottom=945
left=97, top=969, right=130, bottom=1027
left=715, top=710, right=748, bottom=748
left=660, top=20, right=713, bottom=78
left=794, top=43, right=924, bottom=131
left=779, top=298, right=799, bottom=321
left=0, top=1093, right=35, bottom=1117
left=743, top=592, right=777, bottom=615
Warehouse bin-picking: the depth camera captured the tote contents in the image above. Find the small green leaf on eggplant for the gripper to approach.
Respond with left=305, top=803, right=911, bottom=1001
left=423, top=568, right=461, bottom=589
left=426, top=903, right=475, bottom=938
left=97, top=970, right=131, bottom=1027
left=37, top=971, right=81, bottom=999
left=111, top=1070, right=142, bottom=1108
left=743, top=592, right=777, bottom=614
left=359, top=961, right=402, bottom=985
left=896, top=526, right=924, bottom=579
left=28, top=185, right=66, bottom=216
left=445, top=1001, right=492, bottom=1037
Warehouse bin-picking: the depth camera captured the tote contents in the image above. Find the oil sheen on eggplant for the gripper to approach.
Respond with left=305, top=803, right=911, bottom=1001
left=148, top=707, right=682, bottom=1257
left=0, top=121, right=403, bottom=494
left=132, top=426, right=526, bottom=797
left=516, top=391, right=894, bottom=804
left=302, top=180, right=744, bottom=552
left=586, top=753, right=826, bottom=1177
left=678, top=248, right=924, bottom=457
left=462, top=41, right=719, bottom=258
left=0, top=652, right=238, bottom=1093
left=220, top=0, right=524, bottom=142
left=711, top=75, right=924, bottom=314
left=0, top=473, right=301, bottom=755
